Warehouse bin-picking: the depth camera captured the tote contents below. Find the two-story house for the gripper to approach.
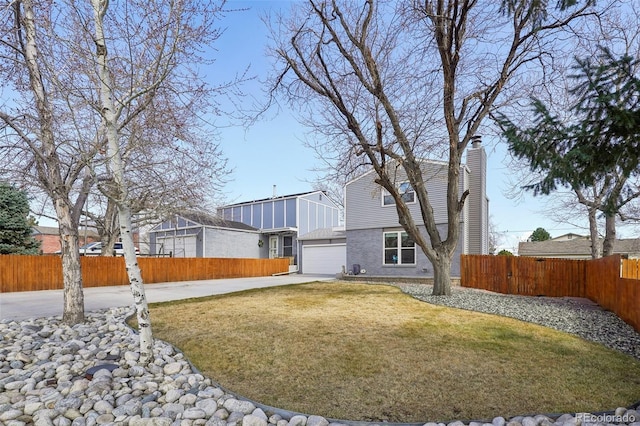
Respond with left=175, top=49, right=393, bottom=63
left=344, top=140, right=489, bottom=277
left=217, top=190, right=341, bottom=267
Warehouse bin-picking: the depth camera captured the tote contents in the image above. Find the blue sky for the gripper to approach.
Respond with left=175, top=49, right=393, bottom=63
left=214, top=0, right=626, bottom=252
left=33, top=0, right=636, bottom=252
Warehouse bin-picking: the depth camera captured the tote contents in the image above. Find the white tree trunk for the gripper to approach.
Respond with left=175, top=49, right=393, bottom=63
left=91, top=0, right=153, bottom=364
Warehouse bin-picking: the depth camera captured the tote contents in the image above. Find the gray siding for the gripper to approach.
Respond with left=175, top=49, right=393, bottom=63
left=466, top=144, right=489, bottom=254
left=217, top=192, right=341, bottom=244
left=263, top=201, right=273, bottom=229
left=204, top=228, right=260, bottom=258
left=345, top=224, right=464, bottom=277
left=345, top=162, right=458, bottom=231
left=252, top=204, right=262, bottom=229
left=286, top=199, right=296, bottom=227
left=298, top=192, right=340, bottom=236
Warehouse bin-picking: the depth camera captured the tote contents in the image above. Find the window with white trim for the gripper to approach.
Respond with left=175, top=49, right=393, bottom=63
left=383, top=231, right=416, bottom=265
left=382, top=182, right=415, bottom=206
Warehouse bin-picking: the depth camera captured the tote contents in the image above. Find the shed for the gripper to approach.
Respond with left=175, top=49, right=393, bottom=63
left=149, top=212, right=262, bottom=258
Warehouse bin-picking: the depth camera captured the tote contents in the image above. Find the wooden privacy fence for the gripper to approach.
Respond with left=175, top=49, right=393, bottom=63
left=0, top=255, right=290, bottom=293
left=461, top=254, right=640, bottom=333
left=622, top=258, right=640, bottom=279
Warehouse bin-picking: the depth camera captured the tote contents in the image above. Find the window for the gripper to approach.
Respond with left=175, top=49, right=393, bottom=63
left=283, top=236, right=293, bottom=257
left=383, top=231, right=416, bottom=265
left=382, top=182, right=415, bottom=206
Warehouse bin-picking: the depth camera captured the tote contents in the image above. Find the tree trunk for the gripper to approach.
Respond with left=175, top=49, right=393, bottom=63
left=118, top=205, right=153, bottom=363
left=432, top=250, right=452, bottom=296
left=21, top=0, right=85, bottom=324
left=602, top=214, right=617, bottom=256
left=57, top=205, right=85, bottom=324
left=92, top=0, right=153, bottom=364
left=586, top=207, right=602, bottom=259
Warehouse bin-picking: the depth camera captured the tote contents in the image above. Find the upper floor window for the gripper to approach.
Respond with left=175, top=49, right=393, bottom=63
left=382, top=182, right=415, bottom=206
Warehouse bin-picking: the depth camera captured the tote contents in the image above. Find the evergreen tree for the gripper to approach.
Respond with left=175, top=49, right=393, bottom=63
left=0, top=183, right=40, bottom=254
left=529, top=227, right=552, bottom=242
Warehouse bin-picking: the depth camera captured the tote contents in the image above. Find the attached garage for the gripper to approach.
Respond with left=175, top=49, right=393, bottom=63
left=302, top=244, right=346, bottom=275
left=298, top=227, right=346, bottom=275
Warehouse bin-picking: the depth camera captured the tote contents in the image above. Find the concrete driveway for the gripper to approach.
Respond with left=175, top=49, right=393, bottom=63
left=0, top=274, right=336, bottom=321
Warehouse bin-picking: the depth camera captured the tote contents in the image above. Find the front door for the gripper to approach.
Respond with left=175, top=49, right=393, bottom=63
left=269, top=236, right=279, bottom=259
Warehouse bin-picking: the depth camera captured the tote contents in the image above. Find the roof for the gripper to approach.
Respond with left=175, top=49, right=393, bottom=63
left=298, top=227, right=346, bottom=241
left=518, top=238, right=640, bottom=258
left=32, top=226, right=59, bottom=235
left=219, top=191, right=324, bottom=208
left=178, top=211, right=258, bottom=231
left=32, top=226, right=100, bottom=238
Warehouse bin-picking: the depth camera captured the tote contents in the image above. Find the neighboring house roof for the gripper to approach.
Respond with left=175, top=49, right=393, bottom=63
left=32, top=225, right=100, bottom=238
left=518, top=238, right=640, bottom=258
left=297, top=227, right=346, bottom=241
left=32, top=226, right=59, bottom=235
left=152, top=211, right=258, bottom=232
left=220, top=190, right=329, bottom=208
left=550, top=233, right=589, bottom=241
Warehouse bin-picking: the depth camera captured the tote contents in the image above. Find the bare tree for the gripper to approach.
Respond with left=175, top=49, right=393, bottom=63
left=0, top=0, right=231, bottom=327
left=269, top=0, right=595, bottom=295
left=0, top=0, right=93, bottom=324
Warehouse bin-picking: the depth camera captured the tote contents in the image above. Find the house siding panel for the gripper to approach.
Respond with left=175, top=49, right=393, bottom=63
left=204, top=228, right=260, bottom=258
left=286, top=199, right=297, bottom=227
left=466, top=145, right=488, bottom=254
left=274, top=200, right=285, bottom=228
left=252, top=204, right=262, bottom=229
left=299, top=200, right=310, bottom=236
left=242, top=205, right=252, bottom=225
left=345, top=162, right=453, bottom=231
left=232, top=207, right=242, bottom=222
left=309, top=203, right=317, bottom=232
left=263, top=201, right=274, bottom=229
left=318, top=205, right=325, bottom=229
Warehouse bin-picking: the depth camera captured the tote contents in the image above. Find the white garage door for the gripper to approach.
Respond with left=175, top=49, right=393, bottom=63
left=302, top=244, right=346, bottom=275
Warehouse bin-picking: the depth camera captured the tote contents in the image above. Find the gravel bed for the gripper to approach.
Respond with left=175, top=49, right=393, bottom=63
left=399, top=284, right=640, bottom=360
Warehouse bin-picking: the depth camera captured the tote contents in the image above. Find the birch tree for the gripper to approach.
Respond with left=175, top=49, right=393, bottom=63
left=0, top=0, right=91, bottom=324
left=269, top=0, right=597, bottom=295
left=1, top=0, right=230, bottom=328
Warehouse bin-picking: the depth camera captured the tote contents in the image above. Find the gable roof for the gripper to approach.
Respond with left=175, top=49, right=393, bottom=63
left=518, top=238, right=640, bottom=258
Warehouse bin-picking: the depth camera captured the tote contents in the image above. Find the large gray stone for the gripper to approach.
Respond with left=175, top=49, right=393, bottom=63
left=223, top=399, right=256, bottom=414
left=128, top=417, right=173, bottom=426
left=288, top=415, right=308, bottom=426
left=306, top=416, right=328, bottom=426
left=243, top=414, right=268, bottom=426
left=195, top=398, right=218, bottom=417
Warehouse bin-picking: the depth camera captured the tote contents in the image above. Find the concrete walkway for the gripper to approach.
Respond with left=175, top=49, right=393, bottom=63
left=0, top=274, right=336, bottom=321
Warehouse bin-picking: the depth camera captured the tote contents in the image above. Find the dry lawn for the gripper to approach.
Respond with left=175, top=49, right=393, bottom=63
left=143, top=282, right=640, bottom=423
